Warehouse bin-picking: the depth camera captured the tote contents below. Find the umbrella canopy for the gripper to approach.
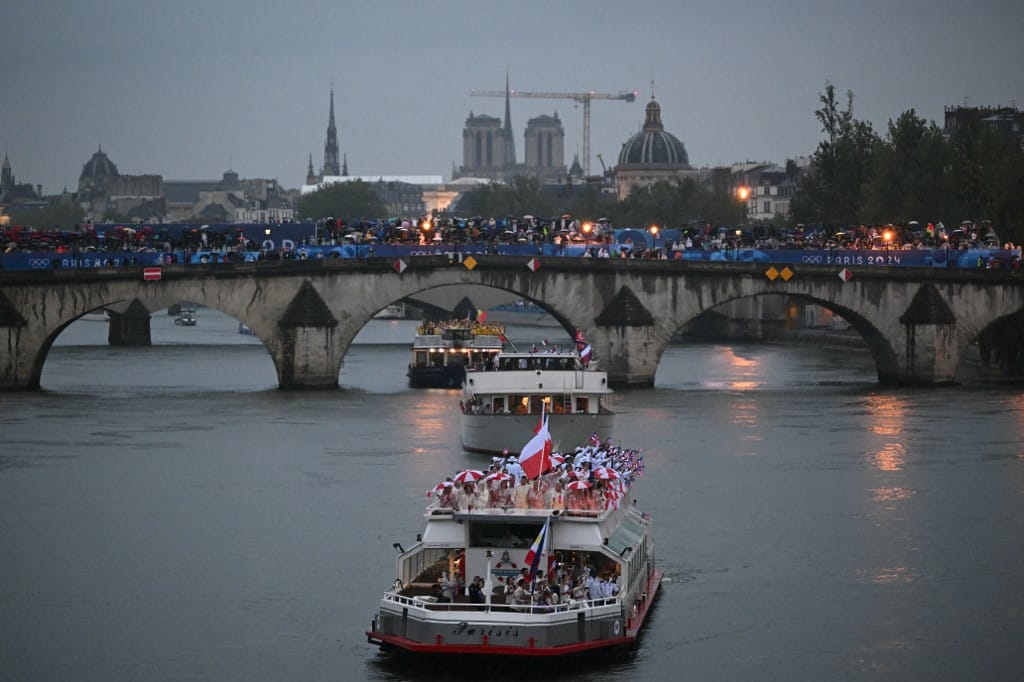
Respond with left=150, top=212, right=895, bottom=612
left=591, top=466, right=620, bottom=480
left=427, top=481, right=453, bottom=497
left=566, top=480, right=591, bottom=491
left=484, top=471, right=513, bottom=483
left=453, top=469, right=486, bottom=484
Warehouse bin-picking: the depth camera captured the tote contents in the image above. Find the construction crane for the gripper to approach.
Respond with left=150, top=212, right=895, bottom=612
left=470, top=88, right=636, bottom=176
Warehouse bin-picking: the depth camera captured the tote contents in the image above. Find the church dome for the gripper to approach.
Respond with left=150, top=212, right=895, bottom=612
left=617, top=98, right=690, bottom=168
left=79, top=146, right=120, bottom=183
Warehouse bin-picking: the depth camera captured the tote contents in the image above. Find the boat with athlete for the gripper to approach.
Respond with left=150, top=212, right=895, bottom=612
left=460, top=332, right=613, bottom=454
left=366, top=429, right=661, bottom=659
left=407, top=319, right=506, bottom=388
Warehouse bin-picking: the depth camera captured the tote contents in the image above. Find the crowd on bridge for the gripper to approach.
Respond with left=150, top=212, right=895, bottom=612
left=2, top=215, right=1021, bottom=270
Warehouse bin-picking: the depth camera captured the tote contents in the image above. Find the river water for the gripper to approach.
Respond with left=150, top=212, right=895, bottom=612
left=1, top=311, right=1022, bottom=681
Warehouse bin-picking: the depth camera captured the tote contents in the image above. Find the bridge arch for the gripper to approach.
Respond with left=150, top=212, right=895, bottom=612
left=3, top=257, right=1023, bottom=390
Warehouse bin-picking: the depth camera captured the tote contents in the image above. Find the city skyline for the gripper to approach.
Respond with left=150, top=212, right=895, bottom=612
left=2, top=0, right=1022, bottom=195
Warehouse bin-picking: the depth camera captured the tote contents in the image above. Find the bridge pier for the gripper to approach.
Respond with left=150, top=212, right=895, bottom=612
left=596, top=326, right=664, bottom=388
left=891, top=282, right=959, bottom=386
left=272, top=281, right=343, bottom=390
left=107, top=299, right=152, bottom=346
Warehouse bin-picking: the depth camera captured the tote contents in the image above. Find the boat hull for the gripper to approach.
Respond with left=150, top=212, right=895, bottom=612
left=461, top=412, right=614, bottom=454
left=367, top=568, right=662, bottom=658
left=408, top=365, right=465, bottom=389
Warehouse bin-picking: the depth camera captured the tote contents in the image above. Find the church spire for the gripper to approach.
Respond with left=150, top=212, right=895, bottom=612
left=502, top=72, right=516, bottom=167
left=306, top=153, right=316, bottom=185
left=322, top=86, right=341, bottom=176
left=341, top=152, right=348, bottom=177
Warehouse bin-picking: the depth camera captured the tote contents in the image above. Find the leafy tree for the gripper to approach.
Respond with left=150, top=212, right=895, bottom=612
left=861, top=109, right=951, bottom=224
left=790, top=82, right=878, bottom=228
left=297, top=180, right=385, bottom=220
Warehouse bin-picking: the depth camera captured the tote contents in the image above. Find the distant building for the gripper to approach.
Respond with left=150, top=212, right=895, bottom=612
left=731, top=160, right=808, bottom=222
left=523, top=113, right=567, bottom=182
left=943, top=104, right=1024, bottom=149
left=77, top=146, right=164, bottom=222
left=614, top=96, right=697, bottom=200
left=454, top=78, right=566, bottom=183
left=0, top=152, right=46, bottom=222
left=165, top=170, right=294, bottom=223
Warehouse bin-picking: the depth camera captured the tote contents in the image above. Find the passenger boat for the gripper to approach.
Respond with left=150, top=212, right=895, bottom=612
left=174, top=308, right=197, bottom=326
left=460, top=350, right=614, bottom=455
left=407, top=320, right=505, bottom=389
left=366, top=444, right=661, bottom=658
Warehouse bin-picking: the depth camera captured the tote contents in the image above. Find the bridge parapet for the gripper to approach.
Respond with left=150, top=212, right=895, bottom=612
left=1, top=258, right=1022, bottom=390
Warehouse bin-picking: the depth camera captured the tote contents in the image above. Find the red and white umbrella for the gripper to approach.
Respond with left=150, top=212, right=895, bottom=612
left=591, top=466, right=620, bottom=480
left=566, top=480, right=591, bottom=491
left=549, top=453, right=565, bottom=466
left=427, top=481, right=453, bottom=497
left=453, top=469, right=486, bottom=484
left=484, top=471, right=513, bottom=483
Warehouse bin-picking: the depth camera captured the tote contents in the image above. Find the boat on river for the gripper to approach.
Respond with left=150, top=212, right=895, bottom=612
left=174, top=308, right=197, bottom=326
left=366, top=445, right=661, bottom=658
left=460, top=350, right=614, bottom=455
left=407, top=320, right=506, bottom=389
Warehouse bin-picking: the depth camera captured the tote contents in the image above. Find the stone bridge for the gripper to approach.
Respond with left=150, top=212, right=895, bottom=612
left=1, top=256, right=1021, bottom=390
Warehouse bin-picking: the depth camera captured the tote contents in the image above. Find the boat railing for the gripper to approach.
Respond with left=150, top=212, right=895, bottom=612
left=425, top=503, right=613, bottom=521
left=381, top=588, right=623, bottom=617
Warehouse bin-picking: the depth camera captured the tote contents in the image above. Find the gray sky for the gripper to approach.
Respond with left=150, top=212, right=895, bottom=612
left=2, top=0, right=1022, bottom=195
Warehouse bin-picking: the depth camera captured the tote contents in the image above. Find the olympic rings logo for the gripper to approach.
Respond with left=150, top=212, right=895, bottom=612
left=802, top=255, right=823, bottom=264
left=29, top=258, right=51, bottom=268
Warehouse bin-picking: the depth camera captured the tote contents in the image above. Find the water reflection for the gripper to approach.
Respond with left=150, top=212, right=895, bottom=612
left=864, top=394, right=908, bottom=471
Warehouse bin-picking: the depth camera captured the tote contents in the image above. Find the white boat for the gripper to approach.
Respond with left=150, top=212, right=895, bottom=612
left=366, top=448, right=662, bottom=658
left=174, top=308, right=197, bottom=326
left=460, top=351, right=614, bottom=454
left=374, top=302, right=408, bottom=320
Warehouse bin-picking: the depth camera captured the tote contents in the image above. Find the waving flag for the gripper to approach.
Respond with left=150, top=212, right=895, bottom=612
left=524, top=520, right=549, bottom=583
left=589, top=432, right=601, bottom=447
left=580, top=344, right=592, bottom=365
left=575, top=327, right=587, bottom=351
left=519, top=404, right=552, bottom=479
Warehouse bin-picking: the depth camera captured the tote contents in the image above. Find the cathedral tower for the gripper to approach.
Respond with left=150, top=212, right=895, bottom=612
left=322, top=87, right=341, bottom=177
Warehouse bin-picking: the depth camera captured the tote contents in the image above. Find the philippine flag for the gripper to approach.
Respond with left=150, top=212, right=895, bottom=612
left=524, top=522, right=548, bottom=582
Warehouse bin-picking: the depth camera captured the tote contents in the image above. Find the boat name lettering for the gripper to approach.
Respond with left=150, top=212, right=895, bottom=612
left=451, top=622, right=518, bottom=638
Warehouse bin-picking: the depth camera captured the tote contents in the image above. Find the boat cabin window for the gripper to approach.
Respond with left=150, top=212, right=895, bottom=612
left=429, top=351, right=445, bottom=367
left=492, top=397, right=505, bottom=413
left=552, top=395, right=572, bottom=414
left=576, top=397, right=590, bottom=413
left=501, top=356, right=580, bottom=371
left=469, top=521, right=543, bottom=549
left=412, top=350, right=429, bottom=368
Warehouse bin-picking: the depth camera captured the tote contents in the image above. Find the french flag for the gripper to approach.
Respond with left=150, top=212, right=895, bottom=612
left=580, top=344, right=592, bottom=365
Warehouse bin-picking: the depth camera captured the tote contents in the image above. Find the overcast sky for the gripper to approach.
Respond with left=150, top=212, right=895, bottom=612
left=2, top=0, right=1022, bottom=195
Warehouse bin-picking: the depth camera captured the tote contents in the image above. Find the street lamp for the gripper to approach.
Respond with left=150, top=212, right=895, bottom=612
left=581, top=222, right=593, bottom=247
left=736, top=185, right=751, bottom=229
left=649, top=224, right=659, bottom=252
